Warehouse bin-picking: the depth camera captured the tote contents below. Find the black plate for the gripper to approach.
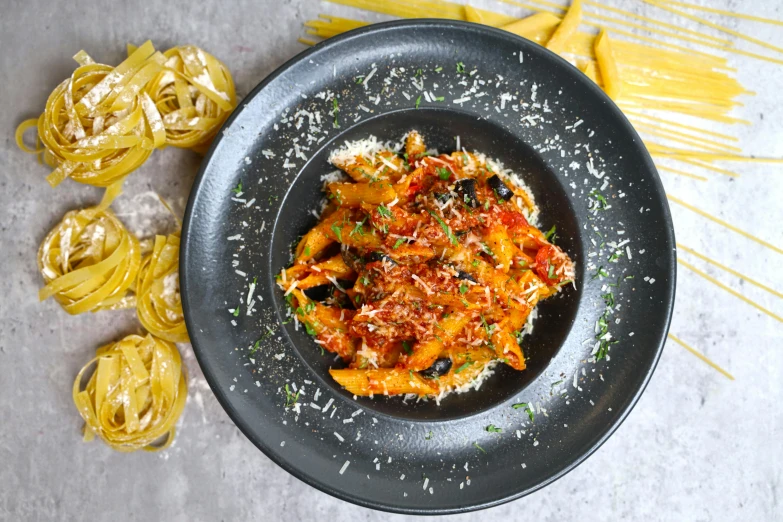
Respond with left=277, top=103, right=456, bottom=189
left=181, top=20, right=675, bottom=514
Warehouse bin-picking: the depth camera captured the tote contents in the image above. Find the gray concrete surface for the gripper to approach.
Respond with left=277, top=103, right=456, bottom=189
left=1, top=0, right=781, bottom=520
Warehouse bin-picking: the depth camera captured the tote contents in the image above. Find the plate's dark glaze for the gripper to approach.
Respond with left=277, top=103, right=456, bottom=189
left=181, top=20, right=675, bottom=514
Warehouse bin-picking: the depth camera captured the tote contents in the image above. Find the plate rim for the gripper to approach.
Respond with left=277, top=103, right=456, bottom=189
left=181, top=18, right=676, bottom=515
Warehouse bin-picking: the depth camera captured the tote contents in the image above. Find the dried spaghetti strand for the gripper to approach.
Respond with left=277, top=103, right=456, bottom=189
left=677, top=243, right=783, bottom=299
left=38, top=184, right=141, bottom=314
left=667, top=194, right=782, bottom=255
left=145, top=45, right=237, bottom=153
left=678, top=259, right=783, bottom=323
left=73, top=333, right=188, bottom=452
left=137, top=233, right=189, bottom=343
left=668, top=334, right=734, bottom=380
left=655, top=165, right=708, bottom=181
left=657, top=0, right=783, bottom=26
left=644, top=0, right=783, bottom=57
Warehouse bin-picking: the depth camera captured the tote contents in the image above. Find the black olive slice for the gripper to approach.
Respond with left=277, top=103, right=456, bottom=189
left=455, top=270, right=477, bottom=283
left=454, top=178, right=479, bottom=208
left=488, top=175, right=513, bottom=201
left=365, top=252, right=397, bottom=265
left=420, top=358, right=453, bottom=378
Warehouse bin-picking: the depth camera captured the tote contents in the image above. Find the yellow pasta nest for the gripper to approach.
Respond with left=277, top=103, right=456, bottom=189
left=145, top=45, right=237, bottom=153
left=73, top=333, right=188, bottom=452
left=15, top=41, right=237, bottom=186
left=137, top=233, right=189, bottom=343
left=38, top=185, right=141, bottom=314
left=17, top=41, right=168, bottom=187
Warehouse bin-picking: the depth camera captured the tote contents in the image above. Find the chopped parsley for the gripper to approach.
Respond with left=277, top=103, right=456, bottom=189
left=415, top=68, right=423, bottom=77
left=284, top=384, right=300, bottom=408
left=454, top=361, right=471, bottom=374
left=377, top=204, right=392, bottom=218
left=456, top=61, right=466, bottom=73
left=232, top=306, right=240, bottom=317
left=589, top=188, right=608, bottom=210
left=415, top=95, right=422, bottom=109
left=547, top=263, right=556, bottom=280
left=304, top=321, right=317, bottom=336
left=434, top=96, right=445, bottom=102
left=349, top=217, right=367, bottom=237
left=544, top=224, right=557, bottom=243
left=459, top=283, right=468, bottom=295
left=480, top=314, right=496, bottom=340
left=425, top=430, right=434, bottom=440
left=608, top=250, right=624, bottom=263
left=485, top=424, right=502, bottom=433
left=304, top=246, right=311, bottom=257
left=393, top=237, right=406, bottom=249
left=231, top=180, right=243, bottom=195
left=434, top=66, right=443, bottom=72
left=330, top=222, right=343, bottom=242
left=355, top=76, right=364, bottom=84
left=473, top=441, right=486, bottom=453
left=427, top=210, right=458, bottom=245
left=332, top=98, right=340, bottom=128
left=512, top=402, right=535, bottom=422
left=250, top=327, right=276, bottom=355
left=471, top=259, right=480, bottom=267
left=437, top=167, right=450, bottom=180
left=592, top=266, right=610, bottom=279
left=402, top=341, right=413, bottom=355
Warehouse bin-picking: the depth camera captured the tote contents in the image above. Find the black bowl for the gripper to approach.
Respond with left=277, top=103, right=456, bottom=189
left=181, top=20, right=675, bottom=514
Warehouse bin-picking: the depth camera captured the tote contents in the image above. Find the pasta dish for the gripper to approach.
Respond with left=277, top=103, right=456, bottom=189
left=278, top=131, right=574, bottom=398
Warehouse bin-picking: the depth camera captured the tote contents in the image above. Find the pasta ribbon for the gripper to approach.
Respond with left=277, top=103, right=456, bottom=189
left=137, top=233, right=189, bottom=343
left=72, top=333, right=188, bottom=452
left=38, top=184, right=141, bottom=314
left=145, top=45, right=237, bottom=152
left=19, top=41, right=168, bottom=187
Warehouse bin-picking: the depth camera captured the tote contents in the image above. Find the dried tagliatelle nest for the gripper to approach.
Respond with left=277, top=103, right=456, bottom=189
left=15, top=40, right=236, bottom=187
left=72, top=333, right=188, bottom=452
left=38, top=184, right=141, bottom=314
left=136, top=233, right=189, bottom=343
left=145, top=45, right=236, bottom=153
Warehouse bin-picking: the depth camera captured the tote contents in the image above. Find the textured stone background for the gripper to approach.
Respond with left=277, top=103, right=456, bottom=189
left=1, top=0, right=781, bottom=520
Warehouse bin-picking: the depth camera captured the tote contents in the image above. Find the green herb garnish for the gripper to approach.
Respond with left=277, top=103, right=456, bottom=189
left=512, top=402, right=535, bottom=422
left=377, top=204, right=392, bottom=218
left=544, top=224, right=557, bottom=243
left=415, top=95, right=422, bottom=109
left=428, top=210, right=457, bottom=245
left=437, top=167, right=450, bottom=180
left=455, top=361, right=471, bottom=374
left=459, top=283, right=468, bottom=295
left=284, top=384, right=300, bottom=408
left=393, top=238, right=406, bottom=249
left=330, top=222, right=343, bottom=242
left=402, top=341, right=413, bottom=355
left=456, top=61, right=466, bottom=73
left=231, top=180, right=243, bottom=195
left=473, top=441, right=486, bottom=453
left=332, top=98, right=340, bottom=128
left=485, top=424, right=502, bottom=433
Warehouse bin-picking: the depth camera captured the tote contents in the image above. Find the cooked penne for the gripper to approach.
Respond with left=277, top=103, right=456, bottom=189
left=279, top=131, right=575, bottom=398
